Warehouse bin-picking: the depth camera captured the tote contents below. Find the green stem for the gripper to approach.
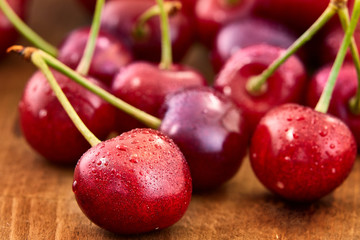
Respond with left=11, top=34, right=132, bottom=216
left=337, top=6, right=360, bottom=114
left=34, top=49, right=162, bottom=129
left=76, top=0, right=105, bottom=75
left=156, top=0, right=173, bottom=69
left=315, top=0, right=360, bottom=113
left=31, top=51, right=101, bottom=147
left=0, top=0, right=58, bottom=57
left=133, top=2, right=181, bottom=41
left=246, top=0, right=341, bottom=95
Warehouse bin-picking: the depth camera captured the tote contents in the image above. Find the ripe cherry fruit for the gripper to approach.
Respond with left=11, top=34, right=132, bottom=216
left=73, top=128, right=192, bottom=234
left=250, top=103, right=356, bottom=202
left=19, top=70, right=116, bottom=164
left=159, top=87, right=249, bottom=191
left=214, top=44, right=307, bottom=133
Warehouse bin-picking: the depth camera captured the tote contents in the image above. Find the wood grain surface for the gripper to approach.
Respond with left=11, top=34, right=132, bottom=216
left=0, top=0, right=360, bottom=239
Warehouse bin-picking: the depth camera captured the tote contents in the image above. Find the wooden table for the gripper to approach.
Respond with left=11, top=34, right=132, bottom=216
left=1, top=0, right=359, bottom=239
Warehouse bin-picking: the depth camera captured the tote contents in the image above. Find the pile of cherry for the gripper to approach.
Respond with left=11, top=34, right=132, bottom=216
left=1, top=0, right=360, bottom=235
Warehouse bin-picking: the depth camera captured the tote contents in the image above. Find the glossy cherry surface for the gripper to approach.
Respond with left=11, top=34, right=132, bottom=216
left=0, top=0, right=28, bottom=57
left=100, top=0, right=194, bottom=62
left=19, top=70, right=116, bottom=164
left=319, top=23, right=360, bottom=64
left=214, top=44, right=307, bottom=133
left=250, top=103, right=357, bottom=202
left=306, top=63, right=360, bottom=147
left=58, top=27, right=133, bottom=86
left=73, top=128, right=192, bottom=234
left=111, top=62, right=207, bottom=132
left=194, top=0, right=255, bottom=47
left=212, top=17, right=298, bottom=72
left=159, top=87, right=249, bottom=191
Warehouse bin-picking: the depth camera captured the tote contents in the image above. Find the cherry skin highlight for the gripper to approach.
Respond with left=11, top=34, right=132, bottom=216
left=58, top=27, right=133, bottom=86
left=306, top=63, right=360, bottom=148
left=250, top=103, right=357, bottom=202
left=19, top=70, right=116, bottom=164
left=159, top=87, right=249, bottom=191
left=100, top=0, right=194, bottom=62
left=194, top=0, right=255, bottom=47
left=212, top=17, right=298, bottom=72
left=73, top=128, right=192, bottom=234
left=111, top=62, right=207, bottom=132
left=214, top=44, right=307, bottom=133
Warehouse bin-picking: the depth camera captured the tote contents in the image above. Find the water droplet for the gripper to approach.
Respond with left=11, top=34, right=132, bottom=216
left=96, top=160, right=102, bottom=166
left=252, top=153, right=257, bottom=159
left=287, top=117, right=293, bottom=121
left=284, top=156, right=291, bottom=161
left=330, top=144, right=335, bottom=149
left=72, top=181, right=77, bottom=192
left=91, top=168, right=96, bottom=173
left=319, top=130, right=328, bottom=137
left=293, top=133, right=299, bottom=139
left=131, top=140, right=139, bottom=144
left=296, top=116, right=305, bottom=121
left=332, top=168, right=336, bottom=174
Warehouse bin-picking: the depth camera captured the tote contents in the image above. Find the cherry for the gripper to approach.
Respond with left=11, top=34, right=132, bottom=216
left=58, top=27, right=133, bottom=86
left=252, top=0, right=330, bottom=33
left=100, top=0, right=194, bottom=62
left=159, top=87, right=249, bottom=191
left=250, top=103, right=356, bottom=202
left=19, top=70, right=116, bottom=164
left=0, top=0, right=28, bottom=57
left=211, top=17, right=299, bottom=72
left=306, top=63, right=360, bottom=147
left=319, top=23, right=360, bottom=64
left=214, top=44, right=307, bottom=133
left=194, top=0, right=255, bottom=47
left=73, top=128, right=192, bottom=234
left=111, top=62, right=207, bottom=132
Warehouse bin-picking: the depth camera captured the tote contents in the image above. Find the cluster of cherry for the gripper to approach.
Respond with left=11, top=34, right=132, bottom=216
left=1, top=0, right=360, bottom=235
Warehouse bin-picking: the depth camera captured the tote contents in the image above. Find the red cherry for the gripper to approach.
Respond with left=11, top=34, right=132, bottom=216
left=306, top=63, right=360, bottom=148
left=0, top=0, right=28, bottom=57
left=250, top=103, right=356, bottom=202
left=73, top=128, right=192, bottom=234
left=159, top=87, right=249, bottom=191
left=212, top=17, right=298, bottom=72
left=19, top=70, right=116, bottom=164
left=100, top=0, right=194, bottom=62
left=111, top=62, right=207, bottom=132
left=319, top=23, right=360, bottom=64
left=214, top=44, right=307, bottom=133
left=253, top=0, right=328, bottom=33
left=194, top=0, right=255, bottom=47
left=57, top=27, right=133, bottom=86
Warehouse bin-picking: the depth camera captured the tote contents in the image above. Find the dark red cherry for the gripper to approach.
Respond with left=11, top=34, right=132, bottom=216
left=19, top=70, right=116, bottom=164
left=100, top=0, right=194, bottom=62
left=306, top=63, right=360, bottom=148
left=58, top=27, right=133, bottom=86
left=73, top=128, right=192, bottom=234
left=250, top=103, right=356, bottom=202
left=194, top=0, right=255, bottom=47
left=0, top=0, right=28, bottom=57
left=111, top=62, right=207, bottom=132
left=159, top=87, right=249, bottom=191
left=212, top=17, right=298, bottom=72
left=319, top=23, right=360, bottom=64
left=214, top=44, right=307, bottom=133
left=253, top=0, right=329, bottom=33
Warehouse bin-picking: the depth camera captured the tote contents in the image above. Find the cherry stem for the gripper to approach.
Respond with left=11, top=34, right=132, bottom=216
left=156, top=0, right=178, bottom=69
left=8, top=46, right=162, bottom=129
left=226, top=0, right=241, bottom=7
left=76, top=0, right=104, bottom=75
left=0, top=0, right=58, bottom=57
left=315, top=0, right=360, bottom=113
left=29, top=50, right=101, bottom=147
left=245, top=0, right=342, bottom=95
left=337, top=7, right=360, bottom=114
